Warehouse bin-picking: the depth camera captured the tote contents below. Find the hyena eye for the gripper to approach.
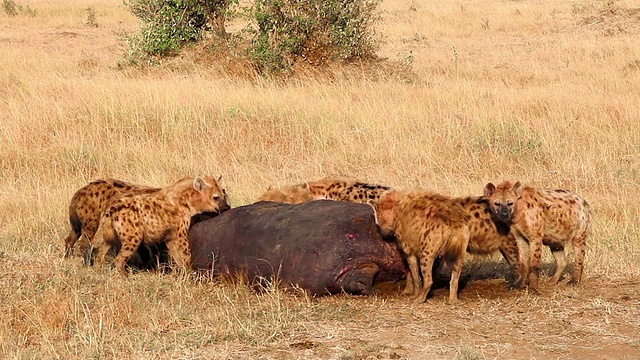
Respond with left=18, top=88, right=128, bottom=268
left=507, top=201, right=514, bottom=206
left=213, top=195, right=220, bottom=200
left=494, top=201, right=501, bottom=207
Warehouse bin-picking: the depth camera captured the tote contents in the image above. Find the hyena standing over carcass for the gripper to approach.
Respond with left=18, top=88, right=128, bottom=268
left=88, top=176, right=231, bottom=276
left=63, top=179, right=159, bottom=258
left=370, top=189, right=470, bottom=303
left=484, top=181, right=591, bottom=291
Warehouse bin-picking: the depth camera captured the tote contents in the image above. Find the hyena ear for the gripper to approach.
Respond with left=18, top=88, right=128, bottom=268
left=366, top=199, right=379, bottom=222
left=216, top=175, right=223, bottom=183
left=301, top=182, right=310, bottom=190
left=266, top=185, right=273, bottom=191
left=193, top=177, right=208, bottom=192
left=513, top=181, right=524, bottom=198
left=483, top=183, right=496, bottom=198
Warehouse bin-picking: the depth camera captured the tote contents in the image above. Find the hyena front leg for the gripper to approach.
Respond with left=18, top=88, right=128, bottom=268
left=404, top=255, right=420, bottom=296
left=499, top=233, right=526, bottom=289
left=514, top=235, right=530, bottom=288
left=525, top=232, right=544, bottom=292
left=165, top=223, right=193, bottom=272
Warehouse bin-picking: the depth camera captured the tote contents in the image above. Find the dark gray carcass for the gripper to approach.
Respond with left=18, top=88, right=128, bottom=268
left=188, top=200, right=407, bottom=296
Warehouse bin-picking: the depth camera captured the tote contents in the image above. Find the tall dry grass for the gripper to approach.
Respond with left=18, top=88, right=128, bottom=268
left=1, top=0, right=639, bottom=358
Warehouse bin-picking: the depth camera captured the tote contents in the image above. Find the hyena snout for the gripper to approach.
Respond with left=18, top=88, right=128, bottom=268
left=217, top=200, right=231, bottom=213
left=498, top=206, right=512, bottom=220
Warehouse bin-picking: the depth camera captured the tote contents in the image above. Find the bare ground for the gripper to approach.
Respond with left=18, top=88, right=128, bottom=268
left=256, top=271, right=640, bottom=360
left=3, top=253, right=639, bottom=359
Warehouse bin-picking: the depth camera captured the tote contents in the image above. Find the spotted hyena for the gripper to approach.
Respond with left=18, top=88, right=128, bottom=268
left=63, top=179, right=159, bottom=258
left=377, top=189, right=526, bottom=289
left=256, top=183, right=314, bottom=204
left=371, top=189, right=470, bottom=303
left=89, top=176, right=231, bottom=276
left=484, top=181, right=591, bottom=291
left=307, top=177, right=392, bottom=205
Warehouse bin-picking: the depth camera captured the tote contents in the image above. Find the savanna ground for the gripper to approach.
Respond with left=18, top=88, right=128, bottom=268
left=1, top=0, right=639, bottom=358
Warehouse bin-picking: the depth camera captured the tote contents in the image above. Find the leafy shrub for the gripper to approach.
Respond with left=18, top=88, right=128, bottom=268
left=126, top=0, right=209, bottom=57
left=247, top=0, right=381, bottom=73
left=123, top=0, right=382, bottom=74
left=2, top=0, right=17, bottom=16
left=3, top=0, right=36, bottom=17
left=125, top=0, right=236, bottom=61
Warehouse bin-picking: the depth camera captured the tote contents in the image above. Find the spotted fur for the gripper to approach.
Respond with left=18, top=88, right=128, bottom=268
left=307, top=177, right=392, bottom=205
left=63, top=179, right=159, bottom=258
left=89, top=176, right=231, bottom=276
left=371, top=189, right=470, bottom=303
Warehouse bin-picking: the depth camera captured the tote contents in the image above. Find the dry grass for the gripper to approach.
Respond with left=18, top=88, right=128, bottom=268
left=1, top=0, right=639, bottom=358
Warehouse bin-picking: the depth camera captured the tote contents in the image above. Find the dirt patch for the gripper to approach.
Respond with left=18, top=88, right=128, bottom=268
left=258, top=271, right=640, bottom=359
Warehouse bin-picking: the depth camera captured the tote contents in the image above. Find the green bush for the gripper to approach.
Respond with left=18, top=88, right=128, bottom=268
left=247, top=0, right=381, bottom=73
left=123, top=0, right=381, bottom=73
left=126, top=0, right=236, bottom=60
left=126, top=0, right=208, bottom=57
left=2, top=0, right=17, bottom=16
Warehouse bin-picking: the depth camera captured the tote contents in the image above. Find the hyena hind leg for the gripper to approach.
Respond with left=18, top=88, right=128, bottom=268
left=413, top=255, right=435, bottom=304
left=548, top=245, right=567, bottom=285
left=114, top=234, right=143, bottom=277
left=569, top=231, right=588, bottom=285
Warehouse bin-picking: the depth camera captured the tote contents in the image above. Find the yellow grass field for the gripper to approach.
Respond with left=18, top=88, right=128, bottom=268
left=1, top=0, right=639, bottom=358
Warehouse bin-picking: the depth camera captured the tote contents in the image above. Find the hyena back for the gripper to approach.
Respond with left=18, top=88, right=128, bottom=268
left=484, top=181, right=591, bottom=291
left=307, top=177, right=392, bottom=205
left=90, top=176, right=231, bottom=276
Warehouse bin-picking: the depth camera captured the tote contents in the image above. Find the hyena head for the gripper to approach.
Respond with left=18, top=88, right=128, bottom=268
left=368, top=190, right=400, bottom=238
left=184, top=175, right=231, bottom=215
left=483, top=181, right=523, bottom=223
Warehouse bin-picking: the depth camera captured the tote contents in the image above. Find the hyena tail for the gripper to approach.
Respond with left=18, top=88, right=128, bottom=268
left=63, top=208, right=82, bottom=258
